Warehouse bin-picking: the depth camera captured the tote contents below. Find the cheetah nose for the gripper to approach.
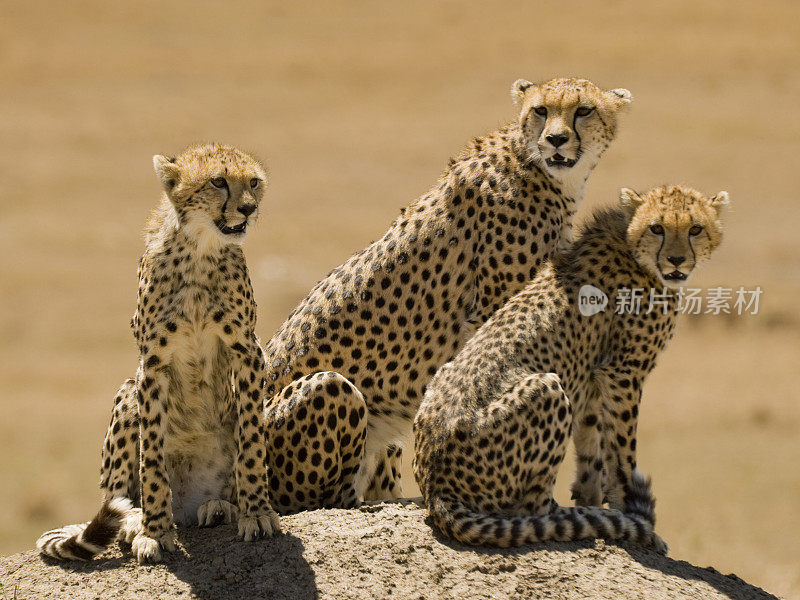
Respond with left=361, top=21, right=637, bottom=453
left=667, top=255, right=685, bottom=266
left=238, top=204, right=256, bottom=217
left=546, top=134, right=568, bottom=148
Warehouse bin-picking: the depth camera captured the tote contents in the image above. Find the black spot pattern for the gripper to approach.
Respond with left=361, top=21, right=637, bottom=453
left=413, top=187, right=723, bottom=551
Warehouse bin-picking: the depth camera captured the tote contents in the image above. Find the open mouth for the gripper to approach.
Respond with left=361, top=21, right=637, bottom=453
left=216, top=220, right=247, bottom=235
left=545, top=153, right=577, bottom=169
left=662, top=270, right=688, bottom=281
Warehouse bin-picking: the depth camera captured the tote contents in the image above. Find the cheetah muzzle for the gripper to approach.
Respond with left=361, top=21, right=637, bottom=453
left=216, top=218, right=248, bottom=235
left=661, top=269, right=688, bottom=281
left=545, top=153, right=578, bottom=169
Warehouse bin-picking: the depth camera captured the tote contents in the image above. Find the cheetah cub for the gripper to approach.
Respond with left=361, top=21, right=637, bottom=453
left=37, top=143, right=280, bottom=563
left=413, top=185, right=728, bottom=549
left=261, top=78, right=632, bottom=510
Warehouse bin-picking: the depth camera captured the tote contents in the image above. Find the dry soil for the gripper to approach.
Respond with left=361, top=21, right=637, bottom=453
left=0, top=503, right=782, bottom=600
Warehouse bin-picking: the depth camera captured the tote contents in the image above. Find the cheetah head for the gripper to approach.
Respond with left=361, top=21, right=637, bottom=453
left=624, top=185, right=729, bottom=289
left=153, top=143, right=267, bottom=246
left=511, top=77, right=631, bottom=183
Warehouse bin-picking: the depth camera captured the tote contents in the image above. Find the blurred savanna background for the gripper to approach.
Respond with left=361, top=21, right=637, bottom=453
left=1, top=0, right=798, bottom=597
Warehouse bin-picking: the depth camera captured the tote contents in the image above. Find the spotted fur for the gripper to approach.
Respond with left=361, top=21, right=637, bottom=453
left=36, top=143, right=280, bottom=563
left=413, top=185, right=728, bottom=550
left=259, top=77, right=632, bottom=510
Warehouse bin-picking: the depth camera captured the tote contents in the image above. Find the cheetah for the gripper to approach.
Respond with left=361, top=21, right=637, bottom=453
left=412, top=185, right=729, bottom=549
left=261, top=77, right=633, bottom=512
left=37, top=143, right=281, bottom=563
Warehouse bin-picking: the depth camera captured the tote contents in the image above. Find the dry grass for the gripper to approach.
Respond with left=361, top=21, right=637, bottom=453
left=0, top=0, right=798, bottom=597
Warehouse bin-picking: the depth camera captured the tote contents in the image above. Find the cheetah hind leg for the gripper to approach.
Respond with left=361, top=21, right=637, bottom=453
left=569, top=394, right=607, bottom=507
left=119, top=507, right=143, bottom=544
left=100, top=379, right=143, bottom=546
left=265, top=371, right=367, bottom=513
left=363, top=444, right=404, bottom=502
left=99, top=379, right=141, bottom=505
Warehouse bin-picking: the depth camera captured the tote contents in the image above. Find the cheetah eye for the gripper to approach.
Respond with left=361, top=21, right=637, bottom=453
left=211, top=177, right=227, bottom=189
left=650, top=224, right=665, bottom=235
left=250, top=178, right=259, bottom=189
left=534, top=106, right=547, bottom=117
left=689, top=224, right=703, bottom=236
left=575, top=106, right=594, bottom=117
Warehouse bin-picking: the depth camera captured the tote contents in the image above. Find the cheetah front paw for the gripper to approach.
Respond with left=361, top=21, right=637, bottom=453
left=237, top=510, right=281, bottom=541
left=198, top=499, right=238, bottom=527
left=132, top=529, right=176, bottom=564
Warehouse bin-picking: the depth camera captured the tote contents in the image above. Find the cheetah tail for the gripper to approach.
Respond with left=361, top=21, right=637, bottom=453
left=36, top=497, right=133, bottom=561
left=428, top=472, right=663, bottom=551
left=621, top=469, right=658, bottom=526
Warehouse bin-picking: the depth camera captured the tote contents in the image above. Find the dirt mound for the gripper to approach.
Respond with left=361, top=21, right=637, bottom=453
left=0, top=503, right=780, bottom=600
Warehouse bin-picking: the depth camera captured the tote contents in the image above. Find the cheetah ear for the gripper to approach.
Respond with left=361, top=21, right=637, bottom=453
left=620, top=187, right=644, bottom=209
left=607, top=88, right=633, bottom=111
left=153, top=155, right=180, bottom=191
left=710, top=191, right=730, bottom=212
left=510, top=79, right=535, bottom=105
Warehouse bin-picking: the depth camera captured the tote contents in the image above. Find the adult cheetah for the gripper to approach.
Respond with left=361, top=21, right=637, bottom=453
left=261, top=77, right=633, bottom=511
left=413, top=185, right=728, bottom=548
left=37, top=144, right=280, bottom=563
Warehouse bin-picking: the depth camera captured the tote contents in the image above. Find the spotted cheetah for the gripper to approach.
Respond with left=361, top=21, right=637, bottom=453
left=413, top=185, right=728, bottom=549
left=261, top=77, right=633, bottom=511
left=37, top=143, right=281, bottom=563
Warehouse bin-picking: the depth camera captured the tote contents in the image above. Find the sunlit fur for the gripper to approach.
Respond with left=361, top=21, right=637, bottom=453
left=151, top=143, right=268, bottom=253
left=36, top=143, right=279, bottom=563
left=511, top=77, right=632, bottom=202
left=412, top=184, right=730, bottom=551
left=624, top=185, right=729, bottom=289
left=254, top=77, right=632, bottom=507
